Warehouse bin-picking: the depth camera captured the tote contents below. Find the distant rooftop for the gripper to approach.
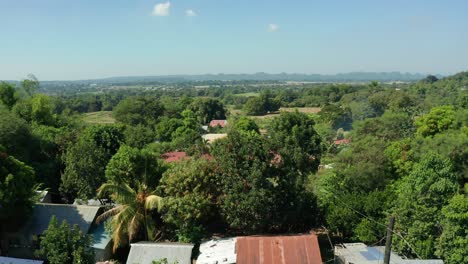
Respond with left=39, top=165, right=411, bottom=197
left=209, top=120, right=228, bottom=128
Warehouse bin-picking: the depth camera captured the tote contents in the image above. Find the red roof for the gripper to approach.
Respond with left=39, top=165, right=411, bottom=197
left=161, top=151, right=187, bottom=163
left=334, top=138, right=350, bottom=145
left=236, top=234, right=322, bottom=264
left=209, top=120, right=227, bottom=128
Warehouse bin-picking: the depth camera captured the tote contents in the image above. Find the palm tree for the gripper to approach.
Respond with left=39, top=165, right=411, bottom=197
left=97, top=182, right=163, bottom=252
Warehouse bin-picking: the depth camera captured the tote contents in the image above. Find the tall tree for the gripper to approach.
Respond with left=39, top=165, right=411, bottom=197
left=435, top=194, right=468, bottom=264
left=392, top=153, right=459, bottom=258
left=158, top=158, right=220, bottom=242
left=0, top=146, right=36, bottom=232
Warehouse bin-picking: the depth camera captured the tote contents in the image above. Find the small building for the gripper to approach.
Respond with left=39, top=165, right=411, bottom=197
left=209, top=120, right=228, bottom=128
left=2, top=203, right=112, bottom=262
left=197, top=237, right=237, bottom=264
left=126, top=242, right=194, bottom=264
left=161, top=151, right=188, bottom=163
left=0, top=257, right=43, bottom=264
left=202, top=133, right=227, bottom=144
left=236, top=234, right=322, bottom=264
left=335, top=243, right=444, bottom=264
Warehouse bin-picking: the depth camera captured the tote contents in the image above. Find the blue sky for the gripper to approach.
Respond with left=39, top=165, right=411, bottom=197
left=1, top=0, right=467, bottom=80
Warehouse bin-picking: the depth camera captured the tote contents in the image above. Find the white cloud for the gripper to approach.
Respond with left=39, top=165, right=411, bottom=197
left=268, top=23, right=279, bottom=32
left=185, top=9, right=197, bottom=17
left=152, top=2, right=170, bottom=16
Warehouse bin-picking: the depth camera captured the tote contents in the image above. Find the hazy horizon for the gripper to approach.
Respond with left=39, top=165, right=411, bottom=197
left=1, top=0, right=467, bottom=80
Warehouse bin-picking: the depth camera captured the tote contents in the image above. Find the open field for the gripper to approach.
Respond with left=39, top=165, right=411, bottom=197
left=233, top=92, right=260, bottom=97
left=82, top=111, right=116, bottom=124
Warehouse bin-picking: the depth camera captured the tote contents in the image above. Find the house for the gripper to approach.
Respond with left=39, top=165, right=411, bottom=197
left=0, top=257, right=43, bottom=264
left=2, top=203, right=112, bottom=262
left=126, top=242, right=194, bottom=264
left=161, top=151, right=188, bottom=163
left=335, top=243, right=444, bottom=264
left=209, top=120, right=228, bottom=128
left=197, top=237, right=237, bottom=264
left=197, top=234, right=322, bottom=264
left=236, top=234, right=323, bottom=264
left=202, top=133, right=228, bottom=144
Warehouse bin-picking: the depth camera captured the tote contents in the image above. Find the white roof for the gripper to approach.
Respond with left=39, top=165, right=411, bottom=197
left=197, top=237, right=237, bottom=264
left=0, top=257, right=43, bottom=264
left=126, top=242, right=194, bottom=264
left=335, top=243, right=444, bottom=264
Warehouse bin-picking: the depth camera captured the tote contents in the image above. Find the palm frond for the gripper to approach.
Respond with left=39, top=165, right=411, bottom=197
left=145, top=195, right=164, bottom=211
left=96, top=205, right=124, bottom=223
left=98, top=182, right=136, bottom=204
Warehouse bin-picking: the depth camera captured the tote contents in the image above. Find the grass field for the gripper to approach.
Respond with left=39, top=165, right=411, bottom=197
left=233, top=92, right=260, bottom=97
left=82, top=111, right=116, bottom=124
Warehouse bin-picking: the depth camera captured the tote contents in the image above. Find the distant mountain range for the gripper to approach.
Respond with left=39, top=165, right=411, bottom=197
left=38, top=72, right=440, bottom=84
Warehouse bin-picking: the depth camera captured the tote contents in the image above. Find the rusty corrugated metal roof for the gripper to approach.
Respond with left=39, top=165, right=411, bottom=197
left=236, top=234, right=322, bottom=264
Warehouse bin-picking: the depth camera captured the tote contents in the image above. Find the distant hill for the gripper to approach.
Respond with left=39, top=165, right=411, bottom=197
left=36, top=72, right=438, bottom=85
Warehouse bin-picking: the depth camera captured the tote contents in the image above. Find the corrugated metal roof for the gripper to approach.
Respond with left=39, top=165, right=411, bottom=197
left=126, top=242, right=194, bottom=264
left=197, top=237, right=237, bottom=264
left=0, top=257, right=43, bottom=264
left=236, top=234, right=322, bottom=264
left=22, top=203, right=100, bottom=238
left=335, top=243, right=444, bottom=264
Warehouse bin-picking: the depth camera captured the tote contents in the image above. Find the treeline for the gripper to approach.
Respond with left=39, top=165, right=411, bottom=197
left=1, top=72, right=467, bottom=263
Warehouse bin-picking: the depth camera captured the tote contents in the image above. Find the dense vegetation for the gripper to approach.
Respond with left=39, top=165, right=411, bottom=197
left=0, top=72, right=466, bottom=263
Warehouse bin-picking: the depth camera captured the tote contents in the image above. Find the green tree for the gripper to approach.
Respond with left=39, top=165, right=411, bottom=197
left=211, top=131, right=277, bottom=232
left=60, top=139, right=108, bottom=201
left=113, top=96, right=164, bottom=126
left=0, top=82, right=18, bottom=109
left=435, top=194, right=468, bottom=264
left=155, top=117, right=184, bottom=142
left=21, top=74, right=39, bottom=97
left=31, top=94, right=55, bottom=126
left=0, top=109, right=32, bottom=161
left=187, top=98, right=227, bottom=124
left=416, top=105, right=457, bottom=137
left=392, top=153, right=459, bottom=258
left=124, top=124, right=155, bottom=148
left=318, top=104, right=352, bottom=130
left=243, top=97, right=266, bottom=116
left=105, top=146, right=166, bottom=190
left=158, top=158, right=220, bottom=242
left=268, top=111, right=322, bottom=175
left=36, top=216, right=94, bottom=264
left=230, top=116, right=259, bottom=133
left=60, top=125, right=124, bottom=201
left=0, top=147, right=36, bottom=232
